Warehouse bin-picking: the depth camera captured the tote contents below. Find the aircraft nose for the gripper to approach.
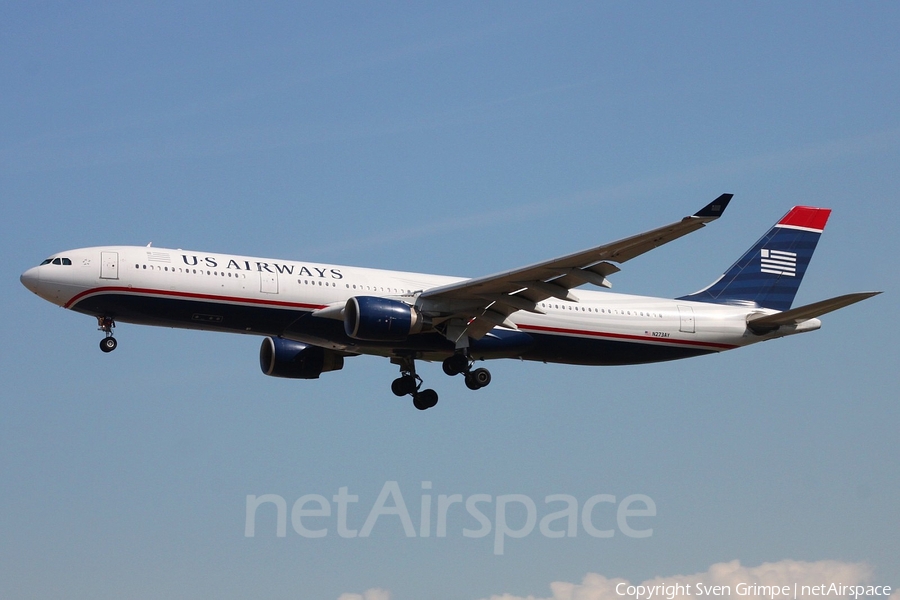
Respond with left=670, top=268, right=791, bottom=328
left=20, top=267, right=40, bottom=294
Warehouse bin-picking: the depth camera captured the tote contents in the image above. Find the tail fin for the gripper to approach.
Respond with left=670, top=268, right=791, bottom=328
left=677, top=206, right=831, bottom=311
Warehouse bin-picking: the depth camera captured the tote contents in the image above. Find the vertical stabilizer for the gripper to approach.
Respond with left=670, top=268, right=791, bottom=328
left=677, top=206, right=831, bottom=311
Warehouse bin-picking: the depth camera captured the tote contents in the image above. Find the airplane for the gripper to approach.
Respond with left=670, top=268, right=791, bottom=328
left=20, top=195, right=879, bottom=410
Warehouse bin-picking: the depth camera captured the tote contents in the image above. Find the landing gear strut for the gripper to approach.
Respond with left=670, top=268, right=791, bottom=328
left=391, top=355, right=439, bottom=410
left=98, top=316, right=117, bottom=353
left=441, top=352, right=491, bottom=391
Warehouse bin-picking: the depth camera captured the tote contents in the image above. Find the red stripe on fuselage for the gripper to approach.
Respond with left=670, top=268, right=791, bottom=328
left=67, top=287, right=739, bottom=351
left=518, top=323, right=738, bottom=350
left=64, top=286, right=327, bottom=311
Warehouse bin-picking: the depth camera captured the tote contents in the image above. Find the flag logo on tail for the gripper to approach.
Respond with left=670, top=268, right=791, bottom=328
left=760, top=248, right=796, bottom=277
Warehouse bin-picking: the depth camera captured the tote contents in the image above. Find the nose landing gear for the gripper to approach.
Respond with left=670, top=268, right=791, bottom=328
left=98, top=316, right=117, bottom=353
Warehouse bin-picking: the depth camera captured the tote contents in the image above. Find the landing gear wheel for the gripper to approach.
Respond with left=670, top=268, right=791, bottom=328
left=471, top=367, right=491, bottom=388
left=464, top=373, right=480, bottom=390
left=413, top=389, right=438, bottom=410
left=442, top=353, right=469, bottom=376
left=391, top=375, right=418, bottom=397
left=391, top=355, right=439, bottom=410
left=97, top=316, right=117, bottom=352
left=465, top=367, right=491, bottom=390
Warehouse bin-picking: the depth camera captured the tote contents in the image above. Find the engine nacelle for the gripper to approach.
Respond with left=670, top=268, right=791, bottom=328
left=343, top=296, right=425, bottom=341
left=259, top=337, right=344, bottom=379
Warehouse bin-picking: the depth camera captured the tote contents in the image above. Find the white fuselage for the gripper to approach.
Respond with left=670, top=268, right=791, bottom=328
left=21, top=245, right=817, bottom=367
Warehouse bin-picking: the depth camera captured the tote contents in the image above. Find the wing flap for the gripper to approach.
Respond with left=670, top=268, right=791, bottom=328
left=478, top=293, right=544, bottom=314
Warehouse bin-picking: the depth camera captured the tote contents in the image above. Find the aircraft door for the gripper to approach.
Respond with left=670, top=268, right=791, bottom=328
left=100, top=251, right=119, bottom=280
left=260, top=272, right=278, bottom=294
left=677, top=305, right=695, bottom=333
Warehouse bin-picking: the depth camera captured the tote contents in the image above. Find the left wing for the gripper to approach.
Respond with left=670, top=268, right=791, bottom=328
left=418, top=194, right=733, bottom=340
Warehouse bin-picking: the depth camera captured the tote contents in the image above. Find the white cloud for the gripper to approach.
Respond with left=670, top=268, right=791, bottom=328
left=479, top=559, right=882, bottom=600
left=337, top=588, right=391, bottom=600
left=336, top=560, right=892, bottom=600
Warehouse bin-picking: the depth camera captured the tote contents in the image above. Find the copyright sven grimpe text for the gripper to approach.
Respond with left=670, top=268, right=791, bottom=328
left=615, top=583, right=893, bottom=600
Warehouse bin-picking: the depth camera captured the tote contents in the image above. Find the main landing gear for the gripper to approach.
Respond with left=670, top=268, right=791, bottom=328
left=391, top=352, right=492, bottom=411
left=391, top=356, right=439, bottom=411
left=97, top=316, right=117, bottom=353
left=441, top=352, right=491, bottom=391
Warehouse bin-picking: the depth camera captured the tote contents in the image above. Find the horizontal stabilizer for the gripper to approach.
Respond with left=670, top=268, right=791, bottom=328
left=747, top=291, right=881, bottom=334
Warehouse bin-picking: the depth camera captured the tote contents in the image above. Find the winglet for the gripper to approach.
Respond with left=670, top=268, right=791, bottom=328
left=692, top=193, right=733, bottom=219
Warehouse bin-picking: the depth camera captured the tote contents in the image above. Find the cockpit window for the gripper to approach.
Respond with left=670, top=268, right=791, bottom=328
left=40, top=258, right=53, bottom=265
left=52, top=258, right=62, bottom=265
left=61, top=258, right=72, bottom=265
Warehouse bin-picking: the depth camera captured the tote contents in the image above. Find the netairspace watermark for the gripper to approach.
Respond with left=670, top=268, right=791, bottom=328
left=244, top=480, right=656, bottom=555
left=615, top=583, right=893, bottom=600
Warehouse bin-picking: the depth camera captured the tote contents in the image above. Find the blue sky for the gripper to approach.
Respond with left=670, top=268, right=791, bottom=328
left=1, top=3, right=898, bottom=599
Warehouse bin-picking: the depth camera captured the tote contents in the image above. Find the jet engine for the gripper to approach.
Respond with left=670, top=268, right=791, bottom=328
left=343, top=296, right=426, bottom=341
left=259, top=337, right=344, bottom=379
